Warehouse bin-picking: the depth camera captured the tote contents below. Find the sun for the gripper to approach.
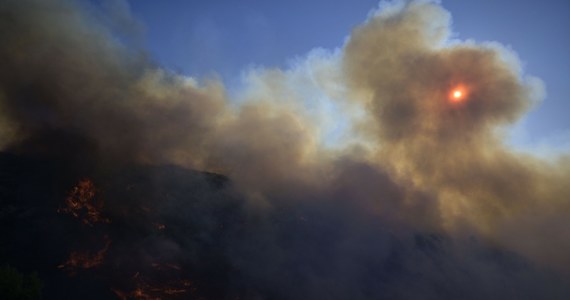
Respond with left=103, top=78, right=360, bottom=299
left=449, top=85, right=468, bottom=103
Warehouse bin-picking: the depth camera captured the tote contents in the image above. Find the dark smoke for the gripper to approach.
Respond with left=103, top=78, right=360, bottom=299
left=1, top=0, right=569, bottom=299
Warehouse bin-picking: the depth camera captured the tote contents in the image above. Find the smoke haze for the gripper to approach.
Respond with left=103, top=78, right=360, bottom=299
left=1, top=0, right=569, bottom=299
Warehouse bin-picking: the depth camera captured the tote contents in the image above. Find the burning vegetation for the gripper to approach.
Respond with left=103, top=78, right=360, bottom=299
left=52, top=175, right=207, bottom=299
left=57, top=236, right=111, bottom=275
left=112, top=272, right=196, bottom=300
left=57, top=180, right=112, bottom=276
left=57, top=179, right=110, bottom=226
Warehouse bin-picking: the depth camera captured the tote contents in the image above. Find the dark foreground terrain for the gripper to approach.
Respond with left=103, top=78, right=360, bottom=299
left=1, top=152, right=568, bottom=300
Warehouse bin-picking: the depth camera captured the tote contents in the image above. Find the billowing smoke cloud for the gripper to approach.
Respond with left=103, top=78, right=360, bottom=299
left=342, top=0, right=570, bottom=270
left=1, top=0, right=570, bottom=299
left=0, top=0, right=325, bottom=193
left=0, top=0, right=225, bottom=167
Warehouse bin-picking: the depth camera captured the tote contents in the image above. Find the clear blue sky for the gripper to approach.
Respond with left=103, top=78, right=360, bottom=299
left=125, top=0, right=569, bottom=150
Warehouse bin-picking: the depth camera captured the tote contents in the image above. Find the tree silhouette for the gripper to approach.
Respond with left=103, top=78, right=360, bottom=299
left=0, top=265, right=43, bottom=300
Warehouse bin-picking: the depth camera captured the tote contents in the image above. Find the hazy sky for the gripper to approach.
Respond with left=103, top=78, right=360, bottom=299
left=126, top=0, right=570, bottom=151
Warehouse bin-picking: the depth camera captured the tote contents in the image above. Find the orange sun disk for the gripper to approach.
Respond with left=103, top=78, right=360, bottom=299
left=449, top=86, right=467, bottom=103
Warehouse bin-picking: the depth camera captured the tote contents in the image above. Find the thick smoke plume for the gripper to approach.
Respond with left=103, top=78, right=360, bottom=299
left=1, top=0, right=570, bottom=299
left=343, top=1, right=570, bottom=269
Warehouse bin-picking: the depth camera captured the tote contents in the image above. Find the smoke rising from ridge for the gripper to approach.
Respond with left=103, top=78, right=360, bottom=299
left=1, top=0, right=570, bottom=298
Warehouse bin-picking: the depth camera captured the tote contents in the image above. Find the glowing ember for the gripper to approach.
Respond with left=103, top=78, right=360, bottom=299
left=112, top=275, right=195, bottom=300
left=58, top=179, right=111, bottom=226
left=58, top=236, right=111, bottom=275
left=153, top=223, right=166, bottom=231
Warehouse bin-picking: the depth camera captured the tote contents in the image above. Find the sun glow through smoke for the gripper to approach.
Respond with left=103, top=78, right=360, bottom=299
left=449, top=85, right=467, bottom=103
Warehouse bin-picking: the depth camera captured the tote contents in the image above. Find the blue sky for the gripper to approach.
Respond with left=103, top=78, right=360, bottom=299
left=126, top=0, right=570, bottom=151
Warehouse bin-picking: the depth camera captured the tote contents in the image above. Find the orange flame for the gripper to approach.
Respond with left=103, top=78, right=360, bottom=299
left=58, top=236, right=111, bottom=275
left=58, top=179, right=111, bottom=226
